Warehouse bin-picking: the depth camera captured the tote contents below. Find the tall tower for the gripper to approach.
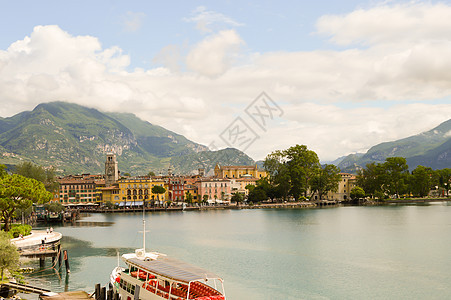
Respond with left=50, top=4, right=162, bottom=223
left=105, top=153, right=118, bottom=187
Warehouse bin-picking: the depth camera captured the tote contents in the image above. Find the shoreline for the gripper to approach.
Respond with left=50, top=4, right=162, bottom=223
left=76, top=197, right=451, bottom=214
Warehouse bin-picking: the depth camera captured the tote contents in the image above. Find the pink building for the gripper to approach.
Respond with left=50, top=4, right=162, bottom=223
left=196, top=178, right=231, bottom=203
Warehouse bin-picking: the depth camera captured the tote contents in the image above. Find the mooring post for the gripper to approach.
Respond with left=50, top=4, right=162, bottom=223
left=58, top=244, right=62, bottom=268
left=63, top=250, right=70, bottom=273
left=39, top=257, right=45, bottom=268
left=107, top=289, right=113, bottom=300
left=100, top=286, right=106, bottom=300
left=95, top=284, right=101, bottom=300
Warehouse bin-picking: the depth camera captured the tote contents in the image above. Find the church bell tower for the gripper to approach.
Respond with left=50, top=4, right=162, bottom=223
left=105, top=153, right=118, bottom=187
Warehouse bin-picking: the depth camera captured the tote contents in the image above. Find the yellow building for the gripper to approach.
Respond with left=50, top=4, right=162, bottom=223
left=230, top=177, right=257, bottom=196
left=214, top=164, right=267, bottom=179
left=101, top=177, right=168, bottom=206
left=326, top=173, right=357, bottom=201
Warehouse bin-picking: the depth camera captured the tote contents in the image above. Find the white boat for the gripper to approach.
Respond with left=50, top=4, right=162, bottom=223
left=110, top=214, right=226, bottom=300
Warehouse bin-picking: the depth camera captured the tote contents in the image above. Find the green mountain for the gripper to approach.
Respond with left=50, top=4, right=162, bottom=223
left=337, top=119, right=451, bottom=172
left=0, top=102, right=255, bottom=175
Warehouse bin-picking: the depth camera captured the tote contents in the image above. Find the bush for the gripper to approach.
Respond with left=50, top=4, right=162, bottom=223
left=8, top=224, right=32, bottom=239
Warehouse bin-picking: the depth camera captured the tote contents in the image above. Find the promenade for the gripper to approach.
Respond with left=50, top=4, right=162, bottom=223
left=11, top=230, right=62, bottom=249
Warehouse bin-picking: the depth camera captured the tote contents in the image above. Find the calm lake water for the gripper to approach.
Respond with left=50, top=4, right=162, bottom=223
left=25, top=203, right=451, bottom=299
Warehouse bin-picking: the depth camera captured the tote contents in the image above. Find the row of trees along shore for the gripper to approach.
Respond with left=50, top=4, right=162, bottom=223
left=356, top=157, right=451, bottom=200
left=240, top=145, right=342, bottom=203
left=240, top=145, right=451, bottom=203
left=0, top=163, right=53, bottom=281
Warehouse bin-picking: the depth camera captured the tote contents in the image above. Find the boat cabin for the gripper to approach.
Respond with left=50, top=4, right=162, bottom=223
left=114, top=255, right=226, bottom=300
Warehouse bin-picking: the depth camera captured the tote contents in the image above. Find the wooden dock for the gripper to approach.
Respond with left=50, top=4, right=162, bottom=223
left=2, top=282, right=51, bottom=295
left=40, top=291, right=92, bottom=300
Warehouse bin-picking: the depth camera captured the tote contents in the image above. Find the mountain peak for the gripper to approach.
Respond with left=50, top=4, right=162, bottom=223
left=336, top=118, right=451, bottom=172
left=0, top=102, right=253, bottom=175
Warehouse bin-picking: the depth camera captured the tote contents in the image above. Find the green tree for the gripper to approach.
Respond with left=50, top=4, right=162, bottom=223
left=309, top=164, right=341, bottom=200
left=0, top=173, right=52, bottom=231
left=436, top=168, right=451, bottom=197
left=0, top=231, right=20, bottom=281
left=151, top=185, right=166, bottom=202
left=231, top=192, right=244, bottom=205
left=15, top=162, right=59, bottom=193
left=356, top=162, right=384, bottom=198
left=285, top=145, right=321, bottom=199
left=245, top=184, right=255, bottom=193
left=247, top=187, right=267, bottom=203
left=147, top=171, right=156, bottom=177
left=410, top=165, right=434, bottom=197
left=185, top=192, right=193, bottom=204
left=350, top=186, right=366, bottom=201
left=382, top=157, right=409, bottom=198
left=202, top=194, right=209, bottom=205
left=44, top=201, right=64, bottom=213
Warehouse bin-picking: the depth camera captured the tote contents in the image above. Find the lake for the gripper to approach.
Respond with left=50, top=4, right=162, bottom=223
left=25, top=203, right=451, bottom=299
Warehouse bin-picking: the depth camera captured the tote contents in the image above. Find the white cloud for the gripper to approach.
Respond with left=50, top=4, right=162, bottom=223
left=186, top=30, right=243, bottom=77
left=2, top=2, right=451, bottom=164
left=316, top=2, right=451, bottom=47
left=184, top=6, right=244, bottom=33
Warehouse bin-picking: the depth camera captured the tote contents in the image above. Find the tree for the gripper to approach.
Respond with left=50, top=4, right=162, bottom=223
left=231, top=192, right=244, bottom=205
left=0, top=173, right=52, bottom=231
left=147, top=171, right=156, bottom=177
left=410, top=165, right=435, bottom=197
left=45, top=201, right=64, bottom=213
left=202, top=194, right=209, bottom=205
left=185, top=192, right=193, bottom=204
left=245, top=184, right=255, bottom=193
left=15, top=162, right=59, bottom=193
left=309, top=164, right=341, bottom=200
left=247, top=187, right=267, bottom=203
left=151, top=185, right=166, bottom=202
left=263, top=145, right=320, bottom=201
left=0, top=231, right=19, bottom=281
left=356, top=162, right=384, bottom=198
left=436, top=168, right=451, bottom=197
left=381, top=157, right=409, bottom=198
left=285, top=145, right=321, bottom=199
left=350, top=186, right=366, bottom=202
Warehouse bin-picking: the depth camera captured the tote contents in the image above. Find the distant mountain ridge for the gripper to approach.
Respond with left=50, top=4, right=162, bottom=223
left=337, top=119, right=451, bottom=172
left=0, top=102, right=255, bottom=175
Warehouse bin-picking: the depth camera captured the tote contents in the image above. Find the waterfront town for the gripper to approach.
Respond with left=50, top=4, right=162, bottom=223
left=55, top=153, right=357, bottom=208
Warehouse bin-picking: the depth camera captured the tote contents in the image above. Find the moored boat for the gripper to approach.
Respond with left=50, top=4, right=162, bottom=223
left=110, top=213, right=226, bottom=300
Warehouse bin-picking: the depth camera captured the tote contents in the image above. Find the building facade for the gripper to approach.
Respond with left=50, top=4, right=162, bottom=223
left=196, top=178, right=231, bottom=202
left=105, top=153, right=119, bottom=187
left=326, top=173, right=357, bottom=201
left=58, top=175, right=98, bottom=204
left=214, top=164, right=267, bottom=179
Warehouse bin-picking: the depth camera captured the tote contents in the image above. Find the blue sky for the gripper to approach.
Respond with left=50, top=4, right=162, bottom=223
left=1, top=0, right=451, bottom=162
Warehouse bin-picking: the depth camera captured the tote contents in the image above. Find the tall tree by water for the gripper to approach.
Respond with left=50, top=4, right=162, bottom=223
left=309, top=164, right=342, bottom=200
left=0, top=170, right=52, bottom=231
left=381, top=157, right=409, bottom=198
left=409, top=165, right=435, bottom=197
left=0, top=231, right=19, bottom=281
left=285, top=145, right=321, bottom=199
left=264, top=145, right=321, bottom=201
left=15, top=162, right=59, bottom=193
left=356, top=162, right=385, bottom=198
left=151, top=185, right=166, bottom=202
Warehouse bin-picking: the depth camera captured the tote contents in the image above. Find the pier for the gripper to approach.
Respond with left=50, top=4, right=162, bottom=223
left=11, top=230, right=64, bottom=267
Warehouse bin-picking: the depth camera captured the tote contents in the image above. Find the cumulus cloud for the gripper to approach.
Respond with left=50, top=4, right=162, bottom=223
left=316, top=2, right=451, bottom=46
left=2, top=0, right=451, bottom=164
left=184, top=6, right=244, bottom=33
left=186, top=30, right=243, bottom=77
